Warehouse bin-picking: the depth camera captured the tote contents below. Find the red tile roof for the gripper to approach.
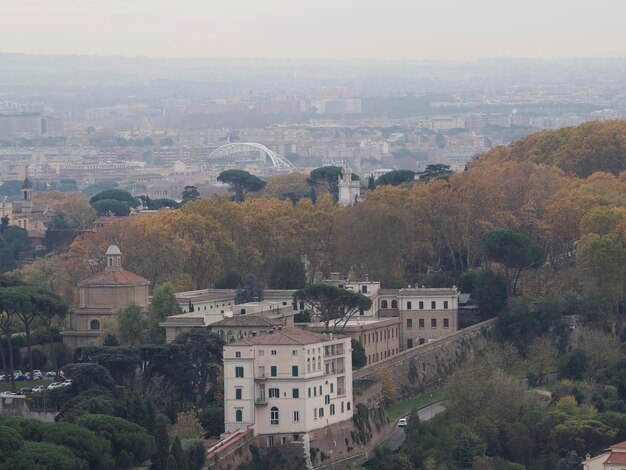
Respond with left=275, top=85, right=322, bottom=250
left=605, top=451, right=626, bottom=464
left=610, top=441, right=626, bottom=450
left=79, top=269, right=149, bottom=287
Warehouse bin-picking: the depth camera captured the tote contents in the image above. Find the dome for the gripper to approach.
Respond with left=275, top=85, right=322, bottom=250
left=106, top=245, right=122, bottom=256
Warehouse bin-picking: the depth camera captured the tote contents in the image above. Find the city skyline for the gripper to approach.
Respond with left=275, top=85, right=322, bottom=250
left=2, top=0, right=626, bottom=60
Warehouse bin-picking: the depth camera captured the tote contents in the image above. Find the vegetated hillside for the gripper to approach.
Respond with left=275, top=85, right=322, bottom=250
left=474, top=120, right=626, bottom=178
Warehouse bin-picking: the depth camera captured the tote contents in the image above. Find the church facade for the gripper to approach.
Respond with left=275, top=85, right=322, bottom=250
left=62, top=245, right=150, bottom=348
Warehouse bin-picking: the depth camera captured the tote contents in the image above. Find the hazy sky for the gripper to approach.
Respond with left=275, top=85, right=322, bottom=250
left=2, top=0, right=625, bottom=60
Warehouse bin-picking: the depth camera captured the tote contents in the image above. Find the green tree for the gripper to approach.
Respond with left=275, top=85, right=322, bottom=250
left=75, top=414, right=156, bottom=469
left=198, top=406, right=225, bottom=437
left=217, top=170, right=266, bottom=202
left=214, top=271, right=242, bottom=289
left=181, top=186, right=200, bottom=202
left=2, top=441, right=86, bottom=470
left=475, top=270, right=508, bottom=319
left=556, top=450, right=582, bottom=470
left=91, top=199, right=131, bottom=216
left=351, top=338, right=367, bottom=369
left=268, top=256, right=306, bottom=289
left=40, top=421, right=115, bottom=470
left=375, top=170, right=416, bottom=187
left=235, top=273, right=264, bottom=304
left=307, top=166, right=342, bottom=203
left=419, top=163, right=452, bottom=182
left=151, top=414, right=170, bottom=470
left=0, top=425, right=23, bottom=461
left=90, top=189, right=140, bottom=207
left=173, top=330, right=224, bottom=408
left=293, top=284, right=372, bottom=330
left=147, top=283, right=181, bottom=344
left=117, top=302, right=146, bottom=346
left=170, top=437, right=188, bottom=470
left=481, top=229, right=547, bottom=295
left=558, top=349, right=588, bottom=381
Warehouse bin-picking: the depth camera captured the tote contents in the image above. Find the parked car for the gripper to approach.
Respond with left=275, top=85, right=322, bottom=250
left=0, top=391, right=17, bottom=397
left=61, top=380, right=72, bottom=388
left=32, top=385, right=45, bottom=393
left=47, top=382, right=64, bottom=390
left=14, top=374, right=27, bottom=381
left=18, top=387, right=32, bottom=394
left=398, top=418, right=408, bottom=427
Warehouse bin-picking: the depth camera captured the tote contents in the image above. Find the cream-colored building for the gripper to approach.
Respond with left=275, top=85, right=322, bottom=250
left=308, top=317, right=400, bottom=367
left=223, top=328, right=353, bottom=441
left=62, top=245, right=150, bottom=348
left=379, top=287, right=459, bottom=350
left=584, top=441, right=626, bottom=470
left=10, top=177, right=55, bottom=250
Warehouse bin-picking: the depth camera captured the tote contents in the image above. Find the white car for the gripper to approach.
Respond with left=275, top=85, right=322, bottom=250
left=398, top=418, right=408, bottom=427
left=47, top=382, right=64, bottom=390
left=32, top=385, right=45, bottom=393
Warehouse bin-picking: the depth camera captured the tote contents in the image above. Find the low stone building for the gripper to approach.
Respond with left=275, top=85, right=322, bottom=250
left=62, top=245, right=150, bottom=348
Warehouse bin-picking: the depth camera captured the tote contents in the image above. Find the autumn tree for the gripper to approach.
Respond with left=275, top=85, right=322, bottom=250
left=34, top=192, right=97, bottom=229
left=217, top=170, right=266, bottom=202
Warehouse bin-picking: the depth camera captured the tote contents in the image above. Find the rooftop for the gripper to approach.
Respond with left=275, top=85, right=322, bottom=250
left=228, top=327, right=345, bottom=346
left=79, top=269, right=149, bottom=287
left=210, top=315, right=281, bottom=328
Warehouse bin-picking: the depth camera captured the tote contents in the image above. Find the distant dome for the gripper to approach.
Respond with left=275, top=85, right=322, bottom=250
left=106, top=245, right=122, bottom=256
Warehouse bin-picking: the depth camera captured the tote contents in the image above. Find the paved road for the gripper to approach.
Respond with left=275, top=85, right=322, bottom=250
left=385, top=402, right=446, bottom=451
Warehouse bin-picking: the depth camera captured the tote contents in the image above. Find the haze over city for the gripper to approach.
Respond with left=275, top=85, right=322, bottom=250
left=2, top=0, right=626, bottom=59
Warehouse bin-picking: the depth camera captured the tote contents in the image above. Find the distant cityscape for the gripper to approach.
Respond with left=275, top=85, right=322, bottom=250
left=1, top=56, right=625, bottom=199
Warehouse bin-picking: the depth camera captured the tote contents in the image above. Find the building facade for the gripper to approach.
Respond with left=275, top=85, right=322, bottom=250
left=378, top=287, right=459, bottom=350
left=62, top=245, right=150, bottom=348
left=223, top=328, right=353, bottom=440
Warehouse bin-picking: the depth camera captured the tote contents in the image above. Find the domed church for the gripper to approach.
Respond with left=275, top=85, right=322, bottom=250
left=62, top=245, right=150, bottom=348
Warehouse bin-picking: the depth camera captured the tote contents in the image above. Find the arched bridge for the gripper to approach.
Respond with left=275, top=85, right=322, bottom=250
left=207, top=143, right=297, bottom=171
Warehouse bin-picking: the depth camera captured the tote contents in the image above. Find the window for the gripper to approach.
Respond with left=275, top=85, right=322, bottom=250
left=235, top=409, right=243, bottom=422
left=240, top=308, right=245, bottom=315
left=381, top=300, right=388, bottom=308
left=292, top=350, right=298, bottom=356
left=330, top=404, right=335, bottom=415
left=319, top=385, right=322, bottom=395
left=292, top=365, right=299, bottom=377
left=270, top=407, right=279, bottom=425
left=419, top=318, right=425, bottom=328
left=444, top=300, right=449, bottom=309
left=90, top=319, right=100, bottom=330
left=314, top=387, right=317, bottom=397
left=419, top=301, right=424, bottom=309
left=235, top=351, right=241, bottom=358
left=292, top=388, right=299, bottom=398
left=407, top=339, right=413, bottom=349
left=319, top=408, right=324, bottom=418
left=341, top=401, right=344, bottom=413
left=271, top=366, right=277, bottom=377
left=330, top=383, right=334, bottom=393
left=431, top=301, right=436, bottom=309
left=347, top=402, right=351, bottom=411
left=325, top=395, right=330, bottom=405
left=268, top=436, right=274, bottom=446
left=293, top=412, right=300, bottom=422
left=362, top=285, right=368, bottom=293
left=308, top=388, right=311, bottom=398
left=235, top=367, right=244, bottom=378
left=431, top=318, right=437, bottom=328
left=293, top=434, right=299, bottom=441
left=235, top=388, right=242, bottom=400
left=271, top=350, right=277, bottom=355
left=314, top=408, right=317, bottom=419
left=391, top=300, right=398, bottom=309
left=258, top=366, right=265, bottom=377
left=444, top=318, right=450, bottom=328
left=259, top=350, right=264, bottom=356
left=407, top=301, right=412, bottom=309
left=269, top=388, right=280, bottom=398
left=407, top=319, right=413, bottom=328
left=359, top=307, right=364, bottom=316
